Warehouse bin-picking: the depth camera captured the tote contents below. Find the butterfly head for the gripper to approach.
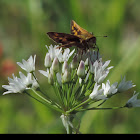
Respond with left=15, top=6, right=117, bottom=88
left=86, top=37, right=96, bottom=48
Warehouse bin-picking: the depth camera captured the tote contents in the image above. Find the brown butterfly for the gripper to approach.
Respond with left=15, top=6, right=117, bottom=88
left=47, top=20, right=106, bottom=51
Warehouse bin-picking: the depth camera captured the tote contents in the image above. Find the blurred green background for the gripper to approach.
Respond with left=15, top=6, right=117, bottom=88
left=0, top=0, right=140, bottom=133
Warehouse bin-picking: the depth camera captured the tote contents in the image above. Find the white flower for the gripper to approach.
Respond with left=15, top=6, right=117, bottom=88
left=126, top=91, right=140, bottom=108
left=2, top=74, right=26, bottom=95
left=90, top=59, right=113, bottom=84
left=2, top=72, right=36, bottom=95
left=45, top=45, right=61, bottom=61
left=45, top=45, right=75, bottom=63
left=89, top=83, right=105, bottom=100
left=57, top=48, right=75, bottom=63
left=118, top=76, right=136, bottom=93
left=39, top=69, right=50, bottom=78
left=18, top=71, right=33, bottom=86
left=102, top=80, right=118, bottom=97
left=17, top=55, right=36, bottom=73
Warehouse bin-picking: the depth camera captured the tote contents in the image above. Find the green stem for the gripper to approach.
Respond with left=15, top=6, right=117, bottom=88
left=31, top=88, right=51, bottom=104
left=67, top=98, right=91, bottom=114
left=27, top=88, right=64, bottom=113
left=32, top=72, right=61, bottom=109
left=31, top=72, right=39, bottom=84
left=67, top=118, right=73, bottom=134
left=96, top=100, right=106, bottom=107
left=78, top=106, right=126, bottom=112
left=31, top=72, right=51, bottom=100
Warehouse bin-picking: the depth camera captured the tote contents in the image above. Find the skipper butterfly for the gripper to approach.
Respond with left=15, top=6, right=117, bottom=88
left=47, top=20, right=106, bottom=51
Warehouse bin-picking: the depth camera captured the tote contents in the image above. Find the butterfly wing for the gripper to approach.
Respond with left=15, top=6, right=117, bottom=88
left=56, top=42, right=80, bottom=49
left=71, top=20, right=94, bottom=38
left=47, top=32, right=81, bottom=44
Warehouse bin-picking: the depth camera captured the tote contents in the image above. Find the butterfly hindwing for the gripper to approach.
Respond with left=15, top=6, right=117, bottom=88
left=56, top=42, right=80, bottom=49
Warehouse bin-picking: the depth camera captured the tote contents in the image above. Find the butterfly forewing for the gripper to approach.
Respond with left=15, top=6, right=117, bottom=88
left=71, top=20, right=94, bottom=39
left=47, top=32, right=80, bottom=44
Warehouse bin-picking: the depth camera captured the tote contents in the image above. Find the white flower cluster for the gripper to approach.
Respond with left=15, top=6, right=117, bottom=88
left=2, top=45, right=140, bottom=109
left=39, top=45, right=138, bottom=108
left=39, top=45, right=114, bottom=86
left=89, top=77, right=135, bottom=100
left=2, top=55, right=39, bottom=95
left=2, top=44, right=140, bottom=134
left=39, top=45, right=75, bottom=85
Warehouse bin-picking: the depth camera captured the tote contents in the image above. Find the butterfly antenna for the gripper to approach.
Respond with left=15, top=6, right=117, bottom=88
left=95, top=35, right=108, bottom=37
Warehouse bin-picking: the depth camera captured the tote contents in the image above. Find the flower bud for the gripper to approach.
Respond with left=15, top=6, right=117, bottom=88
left=71, top=55, right=79, bottom=69
left=84, top=58, right=89, bottom=66
left=44, top=53, right=52, bottom=68
left=48, top=72, right=54, bottom=85
left=77, top=60, right=85, bottom=78
left=52, top=57, right=60, bottom=72
left=62, top=70, right=71, bottom=83
left=62, top=61, right=69, bottom=74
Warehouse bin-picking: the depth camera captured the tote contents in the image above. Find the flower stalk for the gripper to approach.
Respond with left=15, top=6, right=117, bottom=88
left=2, top=45, right=139, bottom=134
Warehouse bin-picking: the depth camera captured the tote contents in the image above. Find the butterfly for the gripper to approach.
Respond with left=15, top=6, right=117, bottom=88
left=47, top=20, right=106, bottom=51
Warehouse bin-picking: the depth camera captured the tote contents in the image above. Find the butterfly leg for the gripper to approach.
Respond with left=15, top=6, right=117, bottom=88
left=92, top=44, right=99, bottom=60
left=81, top=40, right=89, bottom=52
